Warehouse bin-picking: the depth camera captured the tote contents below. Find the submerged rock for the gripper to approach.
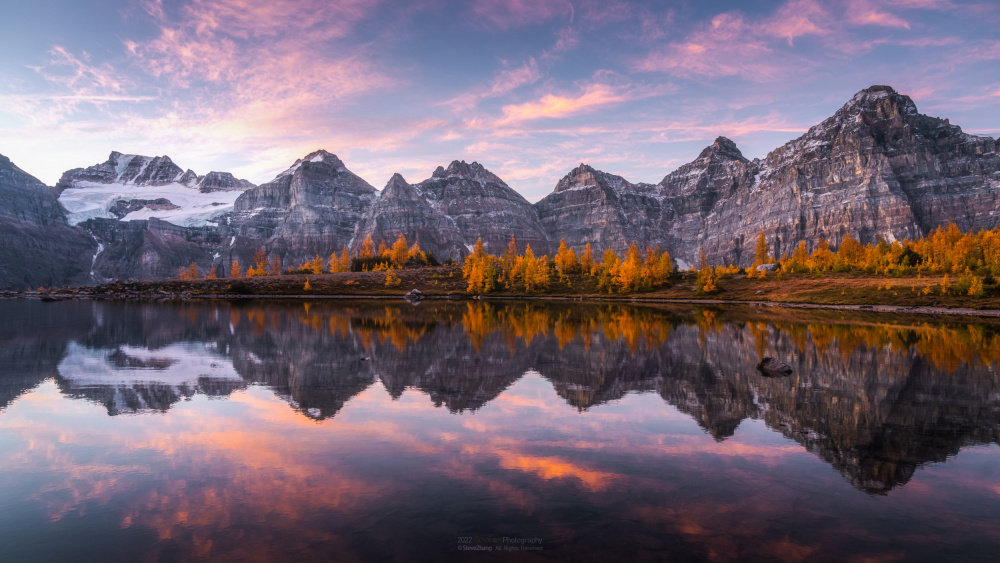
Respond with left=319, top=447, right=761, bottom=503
left=756, top=357, right=793, bottom=377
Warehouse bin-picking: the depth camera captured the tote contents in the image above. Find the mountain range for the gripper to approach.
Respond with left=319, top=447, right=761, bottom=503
left=0, top=85, right=998, bottom=288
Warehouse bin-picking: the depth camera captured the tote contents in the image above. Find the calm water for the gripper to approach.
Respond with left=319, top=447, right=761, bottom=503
left=1, top=299, right=998, bottom=562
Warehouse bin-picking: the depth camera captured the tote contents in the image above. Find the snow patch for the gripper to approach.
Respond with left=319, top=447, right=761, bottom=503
left=59, top=180, right=248, bottom=228
left=57, top=341, right=242, bottom=386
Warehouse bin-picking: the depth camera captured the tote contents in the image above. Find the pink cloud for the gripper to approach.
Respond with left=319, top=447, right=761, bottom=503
left=762, top=0, right=831, bottom=45
left=494, top=83, right=629, bottom=125
left=845, top=0, right=911, bottom=28
left=636, top=13, right=785, bottom=80
left=469, top=0, right=574, bottom=29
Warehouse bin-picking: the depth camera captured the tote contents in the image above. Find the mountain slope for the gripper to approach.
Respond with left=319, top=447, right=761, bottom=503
left=0, top=153, right=95, bottom=289
left=56, top=152, right=253, bottom=228
left=356, top=161, right=550, bottom=260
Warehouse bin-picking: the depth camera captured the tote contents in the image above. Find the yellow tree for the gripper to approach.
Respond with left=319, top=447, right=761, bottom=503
left=808, top=237, right=835, bottom=271
left=521, top=245, right=550, bottom=293
left=359, top=235, right=375, bottom=259
left=269, top=254, right=282, bottom=276
left=655, top=249, right=672, bottom=285
left=385, top=267, right=401, bottom=288
left=204, top=265, right=217, bottom=279
left=390, top=235, right=409, bottom=268
left=789, top=240, right=809, bottom=272
left=307, top=255, right=325, bottom=274
left=754, top=230, right=771, bottom=265
left=614, top=242, right=643, bottom=292
left=696, top=248, right=719, bottom=294
left=553, top=238, right=577, bottom=280
left=408, top=241, right=425, bottom=264
left=580, top=243, right=595, bottom=275
left=463, top=238, right=496, bottom=293
left=377, top=239, right=389, bottom=257
left=178, top=263, right=199, bottom=280
left=501, top=235, right=518, bottom=287
left=246, top=249, right=268, bottom=277
left=597, top=248, right=620, bottom=293
left=230, top=258, right=242, bottom=278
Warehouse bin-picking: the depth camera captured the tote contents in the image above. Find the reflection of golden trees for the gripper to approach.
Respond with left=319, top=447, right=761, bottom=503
left=205, top=302, right=1000, bottom=375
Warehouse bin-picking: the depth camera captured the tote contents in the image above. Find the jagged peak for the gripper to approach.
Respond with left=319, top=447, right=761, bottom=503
left=386, top=172, right=409, bottom=187
left=697, top=137, right=747, bottom=162
left=553, top=163, right=632, bottom=194
left=430, top=160, right=505, bottom=185
left=837, top=84, right=920, bottom=120
left=276, top=149, right=346, bottom=178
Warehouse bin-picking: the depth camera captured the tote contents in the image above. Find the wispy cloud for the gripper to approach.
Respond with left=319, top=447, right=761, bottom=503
left=493, top=83, right=629, bottom=125
left=468, top=0, right=574, bottom=29
left=845, top=0, right=911, bottom=28
left=443, top=58, right=542, bottom=111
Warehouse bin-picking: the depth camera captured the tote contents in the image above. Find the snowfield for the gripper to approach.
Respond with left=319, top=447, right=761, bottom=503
left=59, top=181, right=247, bottom=227
left=57, top=341, right=242, bottom=386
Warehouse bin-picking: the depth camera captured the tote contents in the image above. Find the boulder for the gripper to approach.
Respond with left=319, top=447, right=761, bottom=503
left=756, top=357, right=793, bottom=377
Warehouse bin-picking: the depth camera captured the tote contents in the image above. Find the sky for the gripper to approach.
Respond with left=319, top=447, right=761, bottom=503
left=0, top=0, right=998, bottom=201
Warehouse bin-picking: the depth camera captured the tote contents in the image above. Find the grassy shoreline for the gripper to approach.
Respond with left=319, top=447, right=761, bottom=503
left=10, top=266, right=1000, bottom=317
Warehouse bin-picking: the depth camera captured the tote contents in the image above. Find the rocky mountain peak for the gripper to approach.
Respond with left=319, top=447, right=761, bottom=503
left=278, top=149, right=346, bottom=178
left=554, top=164, right=600, bottom=192
left=431, top=160, right=506, bottom=186
left=697, top=137, right=747, bottom=162
left=384, top=173, right=411, bottom=192
left=196, top=171, right=255, bottom=193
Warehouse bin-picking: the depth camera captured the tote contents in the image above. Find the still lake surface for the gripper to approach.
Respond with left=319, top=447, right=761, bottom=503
left=0, top=298, right=998, bottom=562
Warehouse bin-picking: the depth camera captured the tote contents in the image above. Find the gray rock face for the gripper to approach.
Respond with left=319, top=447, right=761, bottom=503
left=0, top=153, right=66, bottom=225
left=4, top=84, right=999, bottom=284
left=197, top=171, right=255, bottom=193
left=230, top=149, right=377, bottom=266
left=0, top=153, right=95, bottom=289
left=538, top=86, right=1000, bottom=266
left=353, top=161, right=548, bottom=260
left=56, top=151, right=192, bottom=191
left=535, top=163, right=666, bottom=256
left=352, top=173, right=465, bottom=260
left=691, top=85, right=1000, bottom=266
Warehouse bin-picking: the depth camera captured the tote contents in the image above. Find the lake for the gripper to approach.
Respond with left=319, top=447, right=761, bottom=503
left=0, top=299, right=998, bottom=562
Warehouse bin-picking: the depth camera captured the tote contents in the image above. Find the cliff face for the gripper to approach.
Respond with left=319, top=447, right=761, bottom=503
left=0, top=153, right=95, bottom=289
left=351, top=173, right=466, bottom=260
left=230, top=149, right=377, bottom=265
left=693, top=85, right=1000, bottom=265
left=354, top=161, right=549, bottom=260
left=536, top=86, right=1000, bottom=266
left=535, top=164, right=667, bottom=256
left=3, top=85, right=999, bottom=283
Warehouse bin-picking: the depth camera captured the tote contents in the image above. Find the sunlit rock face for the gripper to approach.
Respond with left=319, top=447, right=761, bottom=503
left=354, top=161, right=550, bottom=261
left=537, top=86, right=1000, bottom=267
left=535, top=164, right=667, bottom=257
left=0, top=153, right=95, bottom=289
left=229, top=149, right=377, bottom=267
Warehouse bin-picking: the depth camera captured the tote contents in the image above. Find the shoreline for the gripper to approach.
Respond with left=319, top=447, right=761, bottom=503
left=8, top=289, right=1000, bottom=319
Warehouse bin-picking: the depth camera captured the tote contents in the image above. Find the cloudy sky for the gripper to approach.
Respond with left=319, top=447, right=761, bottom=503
left=1, top=0, right=998, bottom=199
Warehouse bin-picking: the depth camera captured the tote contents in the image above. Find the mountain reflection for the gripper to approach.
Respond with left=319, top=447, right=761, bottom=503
left=1, top=298, right=999, bottom=494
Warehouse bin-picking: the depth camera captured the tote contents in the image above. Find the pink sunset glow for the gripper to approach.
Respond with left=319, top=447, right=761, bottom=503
left=0, top=0, right=997, bottom=199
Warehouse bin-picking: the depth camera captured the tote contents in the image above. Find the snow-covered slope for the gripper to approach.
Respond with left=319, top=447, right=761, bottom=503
left=56, top=152, right=254, bottom=228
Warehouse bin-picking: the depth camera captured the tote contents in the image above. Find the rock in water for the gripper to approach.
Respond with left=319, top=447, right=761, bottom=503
left=756, top=357, right=793, bottom=377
